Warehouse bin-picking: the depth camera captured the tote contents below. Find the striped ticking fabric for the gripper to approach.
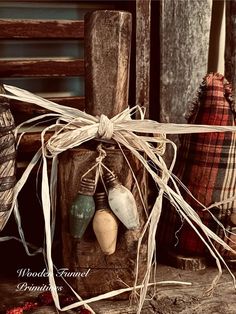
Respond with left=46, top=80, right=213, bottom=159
left=159, top=73, right=236, bottom=259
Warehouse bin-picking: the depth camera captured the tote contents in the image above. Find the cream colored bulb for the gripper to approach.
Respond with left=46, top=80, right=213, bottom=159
left=230, top=212, right=236, bottom=225
left=108, top=184, right=140, bottom=230
left=93, top=208, right=118, bottom=255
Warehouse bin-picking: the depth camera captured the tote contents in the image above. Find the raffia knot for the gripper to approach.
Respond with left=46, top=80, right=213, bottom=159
left=97, top=114, right=114, bottom=140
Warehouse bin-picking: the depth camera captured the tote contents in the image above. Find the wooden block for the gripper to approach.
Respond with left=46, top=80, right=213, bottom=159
left=84, top=10, right=132, bottom=118
left=0, top=58, right=84, bottom=78
left=58, top=10, right=148, bottom=299
left=58, top=148, right=147, bottom=298
left=166, top=250, right=207, bottom=271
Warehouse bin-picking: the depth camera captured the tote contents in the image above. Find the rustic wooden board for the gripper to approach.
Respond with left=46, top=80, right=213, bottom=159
left=0, top=19, right=84, bottom=39
left=1, top=266, right=236, bottom=313
left=136, top=0, right=151, bottom=117
left=0, top=58, right=84, bottom=77
left=84, top=10, right=132, bottom=118
left=225, top=1, right=236, bottom=90
left=159, top=0, right=212, bottom=124
left=10, top=96, right=85, bottom=124
left=157, top=0, right=213, bottom=269
left=16, top=132, right=53, bottom=156
left=59, top=148, right=148, bottom=298
left=207, top=0, right=225, bottom=73
left=57, top=9, right=149, bottom=300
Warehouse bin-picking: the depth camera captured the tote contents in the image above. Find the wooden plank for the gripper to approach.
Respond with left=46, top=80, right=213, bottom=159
left=159, top=0, right=212, bottom=124
left=225, top=1, right=236, bottom=90
left=59, top=10, right=148, bottom=299
left=208, top=0, right=225, bottom=73
left=84, top=10, right=132, bottom=118
left=0, top=19, right=84, bottom=39
left=17, top=132, right=53, bottom=155
left=157, top=0, right=213, bottom=269
left=158, top=0, right=212, bottom=168
left=91, top=300, right=154, bottom=314
left=1, top=266, right=236, bottom=314
left=136, top=0, right=151, bottom=117
left=59, top=148, right=147, bottom=298
left=0, top=58, right=84, bottom=77
left=10, top=96, right=85, bottom=116
left=11, top=96, right=85, bottom=124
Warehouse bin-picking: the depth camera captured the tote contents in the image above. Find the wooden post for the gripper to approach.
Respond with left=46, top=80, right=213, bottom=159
left=136, top=0, right=151, bottom=117
left=225, top=0, right=236, bottom=89
left=85, top=10, right=131, bottom=118
left=58, top=11, right=148, bottom=298
left=158, top=0, right=212, bottom=270
left=159, top=0, right=212, bottom=124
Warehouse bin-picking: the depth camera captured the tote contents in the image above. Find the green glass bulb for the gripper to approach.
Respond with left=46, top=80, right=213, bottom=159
left=69, top=178, right=96, bottom=239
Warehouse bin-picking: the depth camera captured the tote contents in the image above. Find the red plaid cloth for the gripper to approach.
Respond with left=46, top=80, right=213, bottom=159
left=159, top=73, right=236, bottom=258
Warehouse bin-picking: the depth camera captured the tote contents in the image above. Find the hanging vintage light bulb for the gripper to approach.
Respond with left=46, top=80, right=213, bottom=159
left=105, top=172, right=140, bottom=230
left=93, top=192, right=118, bottom=255
left=230, top=210, right=236, bottom=225
left=69, top=177, right=96, bottom=239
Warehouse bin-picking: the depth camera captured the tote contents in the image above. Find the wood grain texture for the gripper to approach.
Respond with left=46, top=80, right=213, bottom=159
left=136, top=0, right=151, bottom=117
left=225, top=1, right=236, bottom=90
left=58, top=9, right=148, bottom=299
left=0, top=19, right=84, bottom=39
left=159, top=0, right=212, bottom=124
left=1, top=266, right=236, bottom=313
left=0, top=58, right=84, bottom=77
left=84, top=10, right=132, bottom=118
left=17, top=132, right=53, bottom=155
left=10, top=96, right=85, bottom=124
left=59, top=148, right=148, bottom=298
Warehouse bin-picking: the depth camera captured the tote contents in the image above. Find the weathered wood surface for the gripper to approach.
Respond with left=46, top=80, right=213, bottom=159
left=10, top=96, right=85, bottom=124
left=225, top=1, right=236, bottom=90
left=16, top=132, right=53, bottom=156
left=84, top=10, right=132, bottom=118
left=207, top=0, right=225, bottom=74
left=1, top=266, right=236, bottom=313
left=136, top=0, right=151, bottom=117
left=0, top=19, right=84, bottom=39
left=58, top=10, right=149, bottom=298
left=0, top=13, right=86, bottom=158
left=59, top=148, right=147, bottom=298
left=159, top=0, right=212, bottom=124
left=0, top=58, right=84, bottom=77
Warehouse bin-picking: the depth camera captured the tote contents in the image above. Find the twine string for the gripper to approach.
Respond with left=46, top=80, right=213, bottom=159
left=98, top=114, right=114, bottom=140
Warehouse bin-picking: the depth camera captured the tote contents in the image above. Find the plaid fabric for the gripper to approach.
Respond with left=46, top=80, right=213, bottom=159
left=158, top=73, right=236, bottom=258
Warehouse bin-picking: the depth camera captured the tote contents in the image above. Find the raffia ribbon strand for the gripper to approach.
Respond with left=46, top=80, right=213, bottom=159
left=98, top=114, right=114, bottom=139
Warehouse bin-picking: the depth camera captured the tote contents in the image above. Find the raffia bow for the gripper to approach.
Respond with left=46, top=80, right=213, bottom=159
left=1, top=84, right=236, bottom=313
